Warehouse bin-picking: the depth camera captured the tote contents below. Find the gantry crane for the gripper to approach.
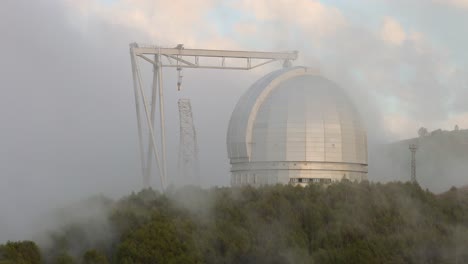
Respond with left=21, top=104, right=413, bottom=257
left=129, top=43, right=298, bottom=191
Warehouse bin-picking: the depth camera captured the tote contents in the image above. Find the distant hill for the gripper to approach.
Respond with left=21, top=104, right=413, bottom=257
left=371, top=129, right=468, bottom=193
left=459, top=185, right=468, bottom=192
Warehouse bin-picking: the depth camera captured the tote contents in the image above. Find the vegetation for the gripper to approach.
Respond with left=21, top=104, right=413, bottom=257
left=2, top=181, right=468, bottom=263
left=0, top=241, right=41, bottom=264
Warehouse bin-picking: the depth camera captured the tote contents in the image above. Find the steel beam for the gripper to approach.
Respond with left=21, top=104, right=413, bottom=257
left=133, top=49, right=166, bottom=190
left=157, top=51, right=168, bottom=187
left=130, top=48, right=146, bottom=187
left=144, top=55, right=159, bottom=188
left=133, top=46, right=298, bottom=60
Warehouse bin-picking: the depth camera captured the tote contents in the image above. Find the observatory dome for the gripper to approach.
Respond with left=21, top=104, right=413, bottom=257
left=227, top=66, right=367, bottom=186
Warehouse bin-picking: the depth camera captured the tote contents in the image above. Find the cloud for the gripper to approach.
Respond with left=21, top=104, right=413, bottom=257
left=380, top=16, right=406, bottom=46
left=234, top=0, right=346, bottom=38
left=407, top=31, right=429, bottom=54
left=433, top=0, right=468, bottom=9
left=383, top=113, right=421, bottom=139
left=437, top=112, right=468, bottom=131
left=65, top=0, right=220, bottom=47
left=234, top=22, right=257, bottom=35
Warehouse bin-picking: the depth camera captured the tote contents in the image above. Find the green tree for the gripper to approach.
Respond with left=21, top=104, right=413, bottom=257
left=29, top=182, right=468, bottom=263
left=116, top=212, right=201, bottom=264
left=82, top=249, right=108, bottom=264
left=0, top=241, right=41, bottom=264
left=53, top=253, right=75, bottom=264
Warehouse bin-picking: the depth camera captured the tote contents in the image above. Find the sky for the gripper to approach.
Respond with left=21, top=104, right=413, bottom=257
left=1, top=0, right=468, bottom=241
left=65, top=0, right=468, bottom=134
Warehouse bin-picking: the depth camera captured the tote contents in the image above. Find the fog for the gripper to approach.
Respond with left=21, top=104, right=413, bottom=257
left=1, top=0, right=468, bottom=242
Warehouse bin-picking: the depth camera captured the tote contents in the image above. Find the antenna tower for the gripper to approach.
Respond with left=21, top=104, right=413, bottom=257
left=177, top=99, right=200, bottom=185
left=409, top=143, right=418, bottom=183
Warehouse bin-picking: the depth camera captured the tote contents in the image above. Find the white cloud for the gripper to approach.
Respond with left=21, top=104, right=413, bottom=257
left=383, top=114, right=419, bottom=140
left=437, top=112, right=468, bottom=131
left=434, top=0, right=468, bottom=9
left=65, top=0, right=224, bottom=47
left=380, top=16, right=406, bottom=46
left=234, top=22, right=257, bottom=35
left=234, top=0, right=346, bottom=38
left=408, top=31, right=428, bottom=53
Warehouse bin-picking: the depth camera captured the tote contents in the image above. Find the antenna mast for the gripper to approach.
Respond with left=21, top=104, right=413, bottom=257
left=178, top=99, right=200, bottom=185
left=409, top=143, right=418, bottom=183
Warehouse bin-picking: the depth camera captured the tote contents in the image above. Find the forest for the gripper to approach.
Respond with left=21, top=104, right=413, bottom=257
left=1, top=181, right=467, bottom=264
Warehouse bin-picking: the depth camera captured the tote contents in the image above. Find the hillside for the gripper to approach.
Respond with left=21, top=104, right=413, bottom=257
left=372, top=129, right=468, bottom=192
left=1, top=182, right=468, bottom=264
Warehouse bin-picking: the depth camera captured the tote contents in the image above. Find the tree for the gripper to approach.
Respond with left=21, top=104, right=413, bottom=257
left=0, top=241, right=41, bottom=264
left=14, top=182, right=468, bottom=264
left=418, top=127, right=428, bottom=137
left=53, top=253, right=75, bottom=264
left=116, top=213, right=201, bottom=264
left=82, top=250, right=109, bottom=264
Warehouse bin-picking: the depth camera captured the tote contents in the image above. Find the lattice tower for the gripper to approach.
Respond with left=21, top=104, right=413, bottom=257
left=409, top=144, right=418, bottom=183
left=178, top=99, right=200, bottom=185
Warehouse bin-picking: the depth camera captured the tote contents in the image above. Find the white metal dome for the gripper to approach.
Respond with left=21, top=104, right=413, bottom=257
left=227, top=66, right=367, bottom=186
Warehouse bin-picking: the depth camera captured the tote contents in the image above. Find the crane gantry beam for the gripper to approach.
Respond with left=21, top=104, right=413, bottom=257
left=134, top=44, right=298, bottom=70
left=134, top=46, right=298, bottom=59
left=129, top=42, right=298, bottom=192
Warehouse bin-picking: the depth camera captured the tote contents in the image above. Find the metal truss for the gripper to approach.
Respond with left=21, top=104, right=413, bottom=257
left=133, top=44, right=298, bottom=70
left=409, top=143, right=418, bottom=183
left=177, top=99, right=200, bottom=185
left=129, top=42, right=298, bottom=192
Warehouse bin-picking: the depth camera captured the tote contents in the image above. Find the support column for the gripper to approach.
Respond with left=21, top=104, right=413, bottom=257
left=130, top=45, right=147, bottom=187
left=144, top=55, right=159, bottom=188
left=134, top=52, right=166, bottom=191
left=158, top=51, right=168, bottom=187
left=409, top=144, right=418, bottom=183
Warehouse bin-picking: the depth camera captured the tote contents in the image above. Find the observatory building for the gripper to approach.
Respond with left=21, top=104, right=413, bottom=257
left=227, top=67, right=368, bottom=186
